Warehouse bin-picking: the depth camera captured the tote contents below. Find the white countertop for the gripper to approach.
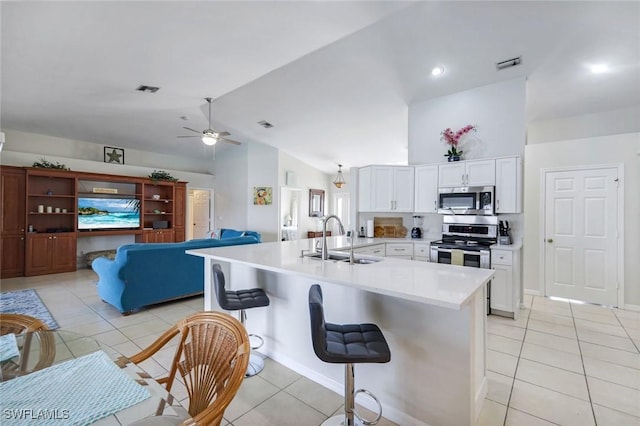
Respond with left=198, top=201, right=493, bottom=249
left=187, top=237, right=494, bottom=310
left=490, top=239, right=523, bottom=251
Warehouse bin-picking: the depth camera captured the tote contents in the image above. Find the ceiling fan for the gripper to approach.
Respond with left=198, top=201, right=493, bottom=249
left=178, top=98, right=241, bottom=146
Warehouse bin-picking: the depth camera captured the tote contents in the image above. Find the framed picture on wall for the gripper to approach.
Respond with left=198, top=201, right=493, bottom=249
left=104, top=146, right=125, bottom=164
left=253, top=187, right=273, bottom=205
left=309, top=189, right=324, bottom=217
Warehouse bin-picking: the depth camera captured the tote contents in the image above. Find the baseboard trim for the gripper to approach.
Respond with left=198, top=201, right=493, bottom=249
left=621, top=303, right=640, bottom=312
left=524, top=289, right=542, bottom=296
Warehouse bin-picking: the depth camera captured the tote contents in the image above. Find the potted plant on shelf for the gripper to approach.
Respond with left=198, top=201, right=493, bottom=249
left=32, top=158, right=70, bottom=170
left=148, top=170, right=178, bottom=183
left=441, top=125, right=476, bottom=162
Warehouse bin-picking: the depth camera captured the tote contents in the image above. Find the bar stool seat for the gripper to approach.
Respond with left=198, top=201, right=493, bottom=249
left=213, top=263, right=270, bottom=377
left=309, top=284, right=390, bottom=426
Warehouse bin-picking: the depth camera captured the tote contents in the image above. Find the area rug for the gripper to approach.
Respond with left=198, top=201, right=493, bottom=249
left=0, top=289, right=59, bottom=330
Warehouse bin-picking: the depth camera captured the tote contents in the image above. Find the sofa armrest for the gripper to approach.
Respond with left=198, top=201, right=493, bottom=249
left=93, top=256, right=127, bottom=311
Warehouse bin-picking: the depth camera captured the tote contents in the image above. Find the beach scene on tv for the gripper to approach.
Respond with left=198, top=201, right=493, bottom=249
left=78, top=197, right=140, bottom=230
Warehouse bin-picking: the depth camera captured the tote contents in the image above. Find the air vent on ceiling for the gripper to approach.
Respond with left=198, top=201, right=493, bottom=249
left=496, top=56, right=522, bottom=70
left=258, top=120, right=274, bottom=129
left=136, top=85, right=160, bottom=93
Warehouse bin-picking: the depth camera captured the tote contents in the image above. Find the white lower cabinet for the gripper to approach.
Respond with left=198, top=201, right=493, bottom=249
left=490, top=248, right=521, bottom=319
left=385, top=243, right=413, bottom=260
left=413, top=243, right=430, bottom=261
left=352, top=244, right=385, bottom=256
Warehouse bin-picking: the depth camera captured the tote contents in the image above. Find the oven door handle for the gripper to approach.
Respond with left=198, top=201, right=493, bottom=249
left=433, top=248, right=490, bottom=256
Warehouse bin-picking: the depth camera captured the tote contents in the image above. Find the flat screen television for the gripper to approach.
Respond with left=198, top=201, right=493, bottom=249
left=78, top=197, right=140, bottom=230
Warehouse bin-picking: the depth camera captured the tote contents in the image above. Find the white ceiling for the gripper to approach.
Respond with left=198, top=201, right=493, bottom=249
left=2, top=1, right=639, bottom=174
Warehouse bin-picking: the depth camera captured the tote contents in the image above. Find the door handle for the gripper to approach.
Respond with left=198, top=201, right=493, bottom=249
left=546, top=238, right=553, bottom=243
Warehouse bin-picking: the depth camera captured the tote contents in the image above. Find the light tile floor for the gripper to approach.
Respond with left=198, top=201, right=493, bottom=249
left=2, top=269, right=640, bottom=425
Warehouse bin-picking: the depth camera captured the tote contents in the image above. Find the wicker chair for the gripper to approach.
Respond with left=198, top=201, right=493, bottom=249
left=0, top=313, right=54, bottom=378
left=0, top=313, right=49, bottom=335
left=130, top=312, right=250, bottom=426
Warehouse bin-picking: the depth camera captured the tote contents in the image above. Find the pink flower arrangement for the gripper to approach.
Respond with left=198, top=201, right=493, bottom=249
left=441, top=124, right=476, bottom=158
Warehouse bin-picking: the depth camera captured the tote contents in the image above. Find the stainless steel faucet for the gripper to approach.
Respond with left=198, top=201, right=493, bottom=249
left=321, top=215, right=345, bottom=260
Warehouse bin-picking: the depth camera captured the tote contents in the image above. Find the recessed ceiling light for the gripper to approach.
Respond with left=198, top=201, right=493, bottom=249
left=590, top=64, right=609, bottom=74
left=258, top=120, right=274, bottom=129
left=431, top=66, right=445, bottom=76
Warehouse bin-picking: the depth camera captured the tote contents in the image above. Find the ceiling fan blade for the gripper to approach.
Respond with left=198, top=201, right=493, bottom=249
left=220, top=137, right=241, bottom=145
left=177, top=135, right=200, bottom=138
left=182, top=126, right=202, bottom=134
left=217, top=131, right=231, bottom=137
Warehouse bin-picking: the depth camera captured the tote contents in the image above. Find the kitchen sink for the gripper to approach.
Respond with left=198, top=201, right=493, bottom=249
left=304, top=252, right=381, bottom=264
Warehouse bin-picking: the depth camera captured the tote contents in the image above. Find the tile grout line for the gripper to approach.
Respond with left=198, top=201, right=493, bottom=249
left=501, top=298, right=532, bottom=426
left=570, top=302, right=598, bottom=426
left=612, top=309, right=640, bottom=354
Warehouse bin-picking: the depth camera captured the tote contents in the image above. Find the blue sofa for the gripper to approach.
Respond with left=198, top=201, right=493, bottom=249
left=93, top=230, right=261, bottom=314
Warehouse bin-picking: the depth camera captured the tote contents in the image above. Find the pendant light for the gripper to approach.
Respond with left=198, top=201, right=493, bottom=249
left=333, top=164, right=346, bottom=189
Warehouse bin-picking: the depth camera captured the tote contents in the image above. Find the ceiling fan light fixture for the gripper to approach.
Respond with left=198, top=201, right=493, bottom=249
left=202, top=134, right=217, bottom=146
left=333, top=164, right=346, bottom=189
left=431, top=66, right=445, bottom=76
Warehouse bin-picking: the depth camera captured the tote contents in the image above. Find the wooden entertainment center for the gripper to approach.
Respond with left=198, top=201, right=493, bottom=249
left=1, top=166, right=187, bottom=278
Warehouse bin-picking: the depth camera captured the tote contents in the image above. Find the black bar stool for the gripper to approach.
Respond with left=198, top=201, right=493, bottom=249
left=308, top=284, right=391, bottom=426
left=212, top=263, right=270, bottom=377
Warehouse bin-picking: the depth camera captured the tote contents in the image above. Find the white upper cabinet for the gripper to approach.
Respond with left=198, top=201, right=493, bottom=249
left=358, top=166, right=414, bottom=212
left=414, top=164, right=438, bottom=213
left=495, top=156, right=522, bottom=213
left=438, top=159, right=495, bottom=187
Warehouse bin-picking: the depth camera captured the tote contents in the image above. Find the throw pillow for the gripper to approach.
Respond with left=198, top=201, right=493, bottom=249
left=206, top=229, right=222, bottom=239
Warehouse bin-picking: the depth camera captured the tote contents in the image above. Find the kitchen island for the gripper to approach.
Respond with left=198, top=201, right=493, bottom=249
left=187, top=237, right=494, bottom=426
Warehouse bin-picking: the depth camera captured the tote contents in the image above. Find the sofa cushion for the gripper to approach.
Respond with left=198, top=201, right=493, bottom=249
left=220, top=229, right=245, bottom=239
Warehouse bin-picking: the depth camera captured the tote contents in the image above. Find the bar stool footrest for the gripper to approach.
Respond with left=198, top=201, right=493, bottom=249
left=353, top=389, right=383, bottom=425
left=248, top=333, right=264, bottom=350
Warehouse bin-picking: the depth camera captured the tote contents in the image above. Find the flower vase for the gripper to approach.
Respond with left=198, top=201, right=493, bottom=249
left=448, top=155, right=461, bottom=162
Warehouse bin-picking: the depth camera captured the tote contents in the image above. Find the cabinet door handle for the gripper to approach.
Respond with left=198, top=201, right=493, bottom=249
left=496, top=199, right=500, bottom=211
left=433, top=200, right=437, bottom=211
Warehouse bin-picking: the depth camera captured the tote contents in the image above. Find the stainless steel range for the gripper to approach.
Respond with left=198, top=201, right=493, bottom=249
left=429, top=215, right=497, bottom=267
left=430, top=216, right=498, bottom=313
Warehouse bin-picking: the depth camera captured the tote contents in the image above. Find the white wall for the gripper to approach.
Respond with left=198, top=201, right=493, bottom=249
left=527, top=106, right=640, bottom=145
left=408, top=77, right=526, bottom=165
left=247, top=143, right=279, bottom=242
left=211, top=144, right=249, bottom=233
left=523, top=133, right=640, bottom=306
left=278, top=151, right=331, bottom=236
left=0, top=129, right=213, bottom=174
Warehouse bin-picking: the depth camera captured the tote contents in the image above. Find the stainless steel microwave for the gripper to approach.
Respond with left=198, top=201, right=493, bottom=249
left=437, top=186, right=495, bottom=215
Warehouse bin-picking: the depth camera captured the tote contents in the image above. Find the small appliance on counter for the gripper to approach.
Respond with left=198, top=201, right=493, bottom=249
left=498, top=220, right=512, bottom=245
left=411, top=215, right=423, bottom=239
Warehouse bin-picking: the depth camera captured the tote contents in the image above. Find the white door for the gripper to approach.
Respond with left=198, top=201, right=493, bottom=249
left=544, top=167, right=619, bottom=306
left=191, top=189, right=211, bottom=239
